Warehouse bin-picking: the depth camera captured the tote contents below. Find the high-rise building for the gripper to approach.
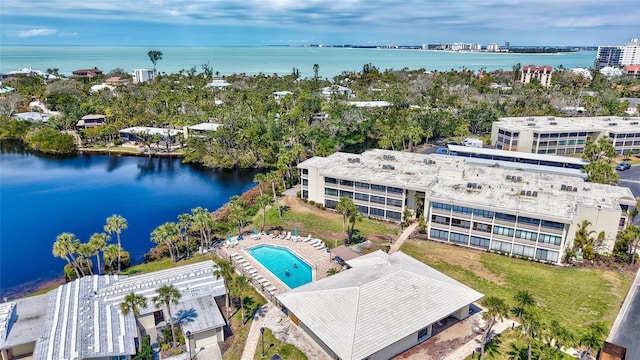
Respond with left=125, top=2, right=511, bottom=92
left=596, top=38, right=640, bottom=70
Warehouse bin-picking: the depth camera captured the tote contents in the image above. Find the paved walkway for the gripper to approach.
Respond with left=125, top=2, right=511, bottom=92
left=389, top=222, right=418, bottom=253
left=240, top=303, right=274, bottom=360
left=443, top=318, right=517, bottom=360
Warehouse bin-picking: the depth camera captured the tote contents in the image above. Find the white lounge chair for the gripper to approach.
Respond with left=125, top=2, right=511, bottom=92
left=265, top=285, right=277, bottom=293
left=285, top=232, right=291, bottom=240
left=304, top=234, right=312, bottom=242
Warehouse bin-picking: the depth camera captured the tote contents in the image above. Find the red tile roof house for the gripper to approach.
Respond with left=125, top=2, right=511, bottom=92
left=76, top=114, right=106, bottom=130
left=625, top=65, right=640, bottom=77
left=72, top=68, right=103, bottom=78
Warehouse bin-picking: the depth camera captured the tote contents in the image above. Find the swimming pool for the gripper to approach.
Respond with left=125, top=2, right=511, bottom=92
left=247, top=245, right=313, bottom=289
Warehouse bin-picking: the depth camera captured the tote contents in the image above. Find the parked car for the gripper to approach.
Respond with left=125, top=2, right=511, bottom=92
left=616, top=162, right=631, bottom=171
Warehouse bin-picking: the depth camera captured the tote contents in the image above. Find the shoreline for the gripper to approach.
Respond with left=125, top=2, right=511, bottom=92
left=78, top=147, right=186, bottom=159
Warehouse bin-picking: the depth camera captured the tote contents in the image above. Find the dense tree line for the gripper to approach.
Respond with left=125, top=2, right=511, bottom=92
left=1, top=63, right=638, bottom=170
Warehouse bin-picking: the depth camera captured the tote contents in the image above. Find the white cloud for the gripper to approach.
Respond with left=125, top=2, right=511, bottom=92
left=16, top=28, right=57, bottom=38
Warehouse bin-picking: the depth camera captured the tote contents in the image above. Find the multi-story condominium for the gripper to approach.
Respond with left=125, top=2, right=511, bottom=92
left=486, top=43, right=500, bottom=52
left=491, top=115, right=640, bottom=155
left=520, top=65, right=553, bottom=87
left=298, top=149, right=635, bottom=264
left=132, top=68, right=155, bottom=83
left=596, top=38, right=640, bottom=70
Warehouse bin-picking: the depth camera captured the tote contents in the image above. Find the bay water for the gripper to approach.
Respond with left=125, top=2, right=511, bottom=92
left=1, top=46, right=596, bottom=78
left=0, top=142, right=257, bottom=299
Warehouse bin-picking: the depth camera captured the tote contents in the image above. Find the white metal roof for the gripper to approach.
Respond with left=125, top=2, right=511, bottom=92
left=188, top=123, right=222, bottom=131
left=447, top=145, right=589, bottom=166
left=119, top=126, right=183, bottom=137
left=277, top=251, right=483, bottom=360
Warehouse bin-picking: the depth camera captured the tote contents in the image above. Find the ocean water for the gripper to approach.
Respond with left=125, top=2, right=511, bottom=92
left=0, top=142, right=257, bottom=299
left=0, top=46, right=597, bottom=78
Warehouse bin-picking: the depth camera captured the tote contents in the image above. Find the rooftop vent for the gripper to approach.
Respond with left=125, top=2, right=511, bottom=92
left=527, top=117, right=535, bottom=121
left=382, top=154, right=396, bottom=161
left=532, top=191, right=538, bottom=197
left=631, top=122, right=639, bottom=125
left=527, top=123, right=536, bottom=126
left=423, top=159, right=436, bottom=165
left=623, top=117, right=631, bottom=120
left=382, top=164, right=395, bottom=170
left=548, top=117, right=555, bottom=120
left=506, top=175, right=512, bottom=180
left=549, top=122, right=558, bottom=125
left=520, top=190, right=526, bottom=196
left=609, top=122, right=618, bottom=126
left=526, top=190, right=531, bottom=196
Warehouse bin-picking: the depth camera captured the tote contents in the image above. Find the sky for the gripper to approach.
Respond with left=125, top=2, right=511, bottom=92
left=1, top=0, right=639, bottom=47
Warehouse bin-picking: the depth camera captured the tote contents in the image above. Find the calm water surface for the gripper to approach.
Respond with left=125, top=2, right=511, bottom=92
left=0, top=46, right=596, bottom=78
left=0, top=142, right=257, bottom=299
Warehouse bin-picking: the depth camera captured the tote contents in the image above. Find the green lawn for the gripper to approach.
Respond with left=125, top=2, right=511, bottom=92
left=401, top=240, right=633, bottom=336
left=253, top=328, right=308, bottom=360
left=259, top=199, right=399, bottom=248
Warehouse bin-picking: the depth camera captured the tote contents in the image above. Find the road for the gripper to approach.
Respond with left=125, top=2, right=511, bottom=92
left=608, top=269, right=640, bottom=357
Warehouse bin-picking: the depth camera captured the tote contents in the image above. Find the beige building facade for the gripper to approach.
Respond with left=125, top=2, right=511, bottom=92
left=299, top=149, right=635, bottom=264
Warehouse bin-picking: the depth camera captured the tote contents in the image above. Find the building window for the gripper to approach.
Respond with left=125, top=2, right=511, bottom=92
left=470, top=236, right=490, bottom=249
left=370, top=195, right=386, bottom=205
left=355, top=181, right=369, bottom=189
left=490, top=240, right=512, bottom=253
left=302, top=179, right=308, bottom=186
left=325, top=177, right=337, bottom=184
left=371, top=184, right=386, bottom=192
left=515, top=229, right=537, bottom=242
left=453, top=205, right=472, bottom=214
left=538, top=233, right=562, bottom=246
left=535, top=248, right=559, bottom=262
left=325, top=199, right=336, bottom=209
left=386, top=210, right=401, bottom=220
left=341, top=180, right=353, bottom=187
left=518, top=216, right=540, bottom=227
left=451, top=218, right=471, bottom=229
left=433, top=202, right=452, bottom=211
left=512, top=244, right=535, bottom=258
left=450, top=232, right=469, bottom=245
left=324, top=188, right=338, bottom=196
left=541, top=220, right=564, bottom=230
left=302, top=169, right=308, bottom=175
left=370, top=207, right=385, bottom=217
left=302, top=190, right=308, bottom=199
left=495, top=212, right=516, bottom=222
left=357, top=205, right=369, bottom=215
left=387, top=186, right=403, bottom=194
left=418, top=326, right=430, bottom=340
left=432, top=215, right=450, bottom=225
left=493, top=226, right=514, bottom=237
left=387, top=198, right=403, bottom=207
left=354, top=192, right=369, bottom=201
left=473, top=222, right=492, bottom=233
left=339, top=190, right=353, bottom=199
left=473, top=209, right=494, bottom=219
left=430, top=228, right=449, bottom=240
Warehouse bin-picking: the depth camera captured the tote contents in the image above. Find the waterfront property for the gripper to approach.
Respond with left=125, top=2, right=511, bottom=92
left=596, top=38, right=640, bottom=70
left=119, top=126, right=183, bottom=145
left=0, top=261, right=227, bottom=359
left=247, top=245, right=312, bottom=289
left=185, top=122, right=222, bottom=138
left=277, top=251, right=483, bottom=360
left=76, top=114, right=106, bottom=130
left=491, top=115, right=640, bottom=155
left=298, top=149, right=635, bottom=264
left=72, top=68, right=103, bottom=78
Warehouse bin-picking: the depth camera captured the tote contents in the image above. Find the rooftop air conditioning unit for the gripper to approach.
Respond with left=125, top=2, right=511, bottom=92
left=549, top=122, right=558, bottom=125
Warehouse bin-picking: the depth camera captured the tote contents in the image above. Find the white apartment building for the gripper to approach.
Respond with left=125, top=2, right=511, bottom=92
left=596, top=38, right=640, bottom=70
left=486, top=43, right=500, bottom=52
left=520, top=65, right=553, bottom=87
left=298, top=149, right=635, bottom=264
left=132, top=68, right=155, bottom=83
left=491, top=115, right=640, bottom=155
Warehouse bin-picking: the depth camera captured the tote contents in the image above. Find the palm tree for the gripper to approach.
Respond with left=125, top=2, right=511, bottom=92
left=253, top=173, right=267, bottom=196
left=518, top=308, right=541, bottom=360
left=104, top=214, right=128, bottom=272
left=120, top=292, right=148, bottom=353
left=326, top=268, right=339, bottom=276
left=265, top=170, right=282, bottom=218
left=147, top=50, right=163, bottom=74
left=76, top=243, right=94, bottom=275
left=313, top=63, right=319, bottom=81
left=152, top=285, right=181, bottom=348
left=513, top=290, right=536, bottom=317
left=546, top=319, right=575, bottom=350
left=150, top=222, right=181, bottom=262
left=191, top=207, right=215, bottom=252
left=214, top=259, right=234, bottom=320
left=232, top=275, right=251, bottom=324
left=177, top=213, right=193, bottom=258
left=480, top=296, right=509, bottom=360
left=580, top=322, right=607, bottom=357
left=228, top=196, right=248, bottom=237
left=335, top=197, right=362, bottom=244
left=88, top=232, right=109, bottom=275
left=52, top=232, right=84, bottom=279
left=103, top=244, right=121, bottom=274
left=257, top=194, right=271, bottom=233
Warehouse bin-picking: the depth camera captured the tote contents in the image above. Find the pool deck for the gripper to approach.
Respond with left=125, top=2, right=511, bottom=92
left=218, top=233, right=338, bottom=300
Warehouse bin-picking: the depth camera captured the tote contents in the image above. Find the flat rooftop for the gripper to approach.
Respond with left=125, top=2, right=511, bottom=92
left=0, top=294, right=49, bottom=350
left=299, top=149, right=635, bottom=221
left=119, top=126, right=183, bottom=136
left=494, top=115, right=640, bottom=132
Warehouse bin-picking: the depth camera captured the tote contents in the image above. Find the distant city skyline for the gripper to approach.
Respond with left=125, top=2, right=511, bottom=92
left=1, top=0, right=639, bottom=47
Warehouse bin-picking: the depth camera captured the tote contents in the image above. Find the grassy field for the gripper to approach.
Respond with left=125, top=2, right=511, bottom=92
left=259, top=196, right=400, bottom=248
left=401, top=239, right=633, bottom=336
